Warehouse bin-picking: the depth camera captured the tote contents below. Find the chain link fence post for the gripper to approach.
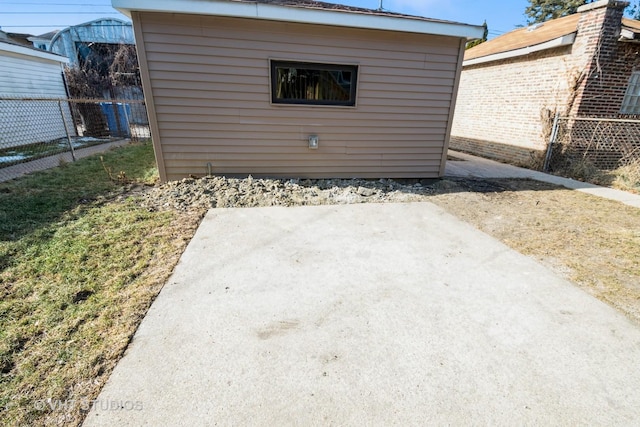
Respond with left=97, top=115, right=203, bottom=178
left=543, top=113, right=560, bottom=172
left=58, top=99, right=76, bottom=161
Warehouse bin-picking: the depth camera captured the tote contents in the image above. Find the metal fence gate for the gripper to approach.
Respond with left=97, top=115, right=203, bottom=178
left=544, top=116, right=640, bottom=173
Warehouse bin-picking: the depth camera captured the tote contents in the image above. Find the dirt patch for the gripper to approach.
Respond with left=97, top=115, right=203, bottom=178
left=139, top=176, right=640, bottom=326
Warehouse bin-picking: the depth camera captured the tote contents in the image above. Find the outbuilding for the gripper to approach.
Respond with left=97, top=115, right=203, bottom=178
left=49, top=17, right=135, bottom=67
left=113, top=0, right=483, bottom=181
left=0, top=37, right=71, bottom=150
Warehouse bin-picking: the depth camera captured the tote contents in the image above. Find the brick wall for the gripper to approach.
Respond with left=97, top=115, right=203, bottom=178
left=572, top=1, right=633, bottom=116
left=450, top=46, right=576, bottom=165
left=449, top=136, right=540, bottom=165
left=450, top=0, right=637, bottom=165
left=573, top=43, right=640, bottom=117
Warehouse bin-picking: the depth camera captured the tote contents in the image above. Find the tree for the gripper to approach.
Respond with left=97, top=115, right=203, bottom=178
left=66, top=43, right=139, bottom=98
left=526, top=0, right=640, bottom=24
left=629, top=0, right=640, bottom=19
left=525, top=0, right=593, bottom=24
left=466, top=20, right=488, bottom=50
left=64, top=43, right=140, bottom=137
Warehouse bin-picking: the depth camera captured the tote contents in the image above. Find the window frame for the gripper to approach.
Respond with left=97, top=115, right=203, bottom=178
left=620, top=71, right=640, bottom=115
left=269, top=60, right=359, bottom=107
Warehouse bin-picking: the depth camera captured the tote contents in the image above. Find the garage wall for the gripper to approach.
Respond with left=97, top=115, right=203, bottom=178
left=135, top=12, right=463, bottom=180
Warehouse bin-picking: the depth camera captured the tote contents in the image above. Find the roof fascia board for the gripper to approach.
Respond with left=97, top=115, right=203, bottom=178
left=464, top=33, right=576, bottom=67
left=0, top=42, right=69, bottom=63
left=112, top=0, right=484, bottom=39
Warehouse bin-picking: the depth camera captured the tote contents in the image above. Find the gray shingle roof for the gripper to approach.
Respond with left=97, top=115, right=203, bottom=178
left=230, top=0, right=462, bottom=26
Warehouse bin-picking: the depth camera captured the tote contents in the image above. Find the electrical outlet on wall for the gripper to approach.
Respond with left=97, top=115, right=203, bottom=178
left=308, top=135, right=319, bottom=149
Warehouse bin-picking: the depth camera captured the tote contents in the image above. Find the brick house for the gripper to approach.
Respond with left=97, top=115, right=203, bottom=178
left=450, top=0, right=640, bottom=165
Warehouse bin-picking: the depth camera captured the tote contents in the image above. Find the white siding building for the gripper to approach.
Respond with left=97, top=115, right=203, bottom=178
left=0, top=41, right=71, bottom=149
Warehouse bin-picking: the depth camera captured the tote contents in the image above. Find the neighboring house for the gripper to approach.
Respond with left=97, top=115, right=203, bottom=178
left=28, top=30, right=59, bottom=51
left=0, top=40, right=73, bottom=149
left=0, top=30, right=33, bottom=48
left=450, top=0, right=640, bottom=165
left=113, top=0, right=483, bottom=181
left=49, top=17, right=134, bottom=67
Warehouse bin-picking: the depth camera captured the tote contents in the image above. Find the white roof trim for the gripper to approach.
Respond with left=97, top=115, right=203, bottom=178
left=463, top=33, right=576, bottom=67
left=27, top=36, right=50, bottom=42
left=621, top=28, right=637, bottom=40
left=0, top=42, right=69, bottom=63
left=112, top=0, right=484, bottom=39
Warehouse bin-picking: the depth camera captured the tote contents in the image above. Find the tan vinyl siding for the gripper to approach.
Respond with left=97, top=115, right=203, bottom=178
left=137, top=12, right=461, bottom=180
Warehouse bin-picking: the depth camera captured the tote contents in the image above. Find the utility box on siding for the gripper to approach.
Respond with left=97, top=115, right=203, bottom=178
left=113, top=0, right=484, bottom=182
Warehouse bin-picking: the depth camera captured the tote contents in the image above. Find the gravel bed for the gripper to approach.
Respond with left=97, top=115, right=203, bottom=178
left=139, top=176, right=455, bottom=211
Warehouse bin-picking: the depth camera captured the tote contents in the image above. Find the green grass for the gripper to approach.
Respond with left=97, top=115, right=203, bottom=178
left=0, top=142, right=158, bottom=241
left=0, top=142, right=198, bottom=426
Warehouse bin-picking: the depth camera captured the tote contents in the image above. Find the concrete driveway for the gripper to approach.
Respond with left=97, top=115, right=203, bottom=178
left=84, top=202, right=640, bottom=426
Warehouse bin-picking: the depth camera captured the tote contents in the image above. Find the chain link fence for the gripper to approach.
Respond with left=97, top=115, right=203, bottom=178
left=544, top=116, right=640, bottom=174
left=0, top=97, right=150, bottom=177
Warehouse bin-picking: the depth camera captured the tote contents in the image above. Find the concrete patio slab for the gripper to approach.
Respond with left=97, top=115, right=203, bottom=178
left=84, top=203, right=640, bottom=426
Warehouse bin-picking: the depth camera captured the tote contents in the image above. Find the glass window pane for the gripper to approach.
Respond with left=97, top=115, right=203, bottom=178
left=621, top=71, right=640, bottom=114
left=271, top=61, right=358, bottom=107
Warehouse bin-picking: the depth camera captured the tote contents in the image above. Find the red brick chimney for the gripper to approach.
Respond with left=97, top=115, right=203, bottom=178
left=570, top=0, right=629, bottom=116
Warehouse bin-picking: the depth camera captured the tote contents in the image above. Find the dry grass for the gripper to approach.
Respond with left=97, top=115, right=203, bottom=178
left=611, top=161, right=640, bottom=194
left=548, top=157, right=640, bottom=194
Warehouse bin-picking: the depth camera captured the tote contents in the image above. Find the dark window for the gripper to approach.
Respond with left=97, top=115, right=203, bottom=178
left=271, top=61, right=358, bottom=106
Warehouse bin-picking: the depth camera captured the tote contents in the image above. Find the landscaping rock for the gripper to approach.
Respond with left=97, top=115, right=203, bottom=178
left=139, top=176, right=439, bottom=212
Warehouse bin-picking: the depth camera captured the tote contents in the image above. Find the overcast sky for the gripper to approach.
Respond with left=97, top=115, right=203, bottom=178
left=0, top=0, right=553, bottom=39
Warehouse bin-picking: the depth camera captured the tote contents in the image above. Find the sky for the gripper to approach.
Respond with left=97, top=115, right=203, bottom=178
left=1, top=0, right=531, bottom=39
